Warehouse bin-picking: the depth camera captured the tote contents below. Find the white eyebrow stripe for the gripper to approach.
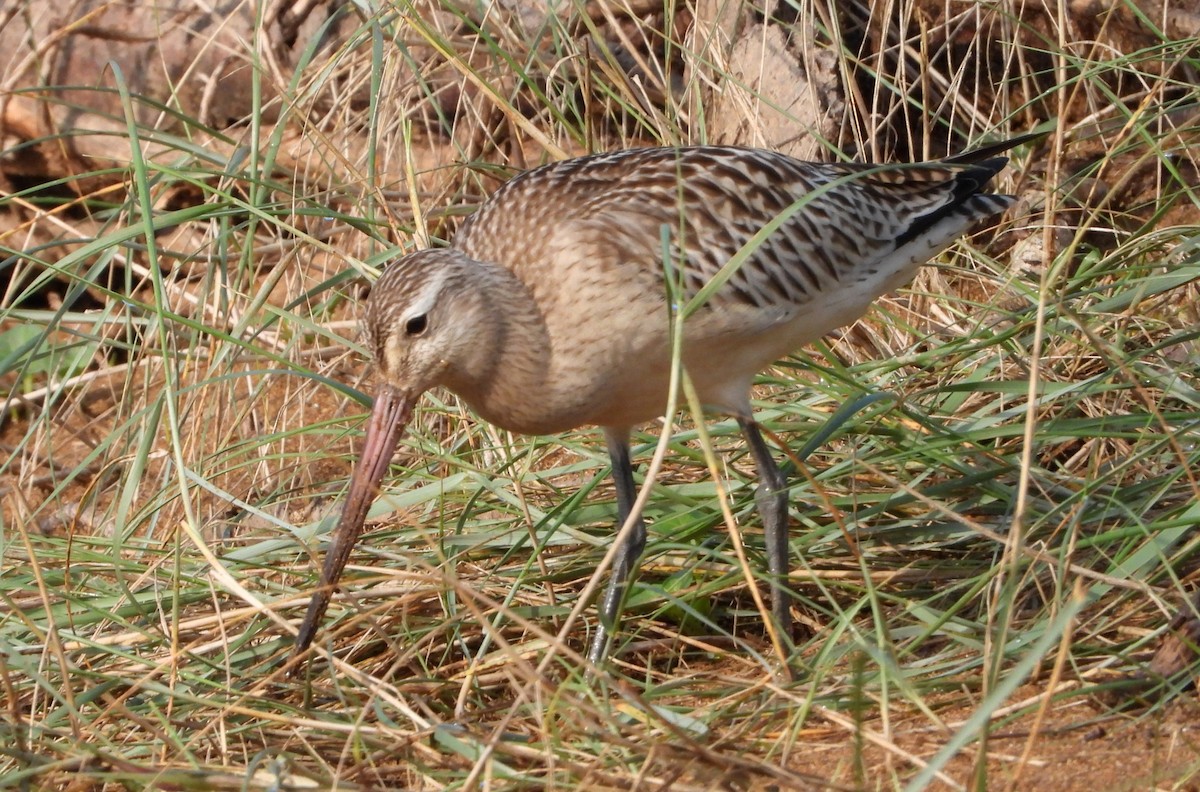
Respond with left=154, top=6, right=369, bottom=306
left=401, top=264, right=450, bottom=321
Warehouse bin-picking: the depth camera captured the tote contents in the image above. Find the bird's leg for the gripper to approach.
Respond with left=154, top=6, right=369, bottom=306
left=587, top=429, right=647, bottom=666
left=736, top=416, right=794, bottom=644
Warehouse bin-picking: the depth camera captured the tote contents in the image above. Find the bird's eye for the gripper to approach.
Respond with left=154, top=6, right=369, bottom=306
left=405, top=314, right=429, bottom=336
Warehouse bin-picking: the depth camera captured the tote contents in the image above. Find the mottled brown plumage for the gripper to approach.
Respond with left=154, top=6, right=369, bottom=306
left=292, top=135, right=1035, bottom=670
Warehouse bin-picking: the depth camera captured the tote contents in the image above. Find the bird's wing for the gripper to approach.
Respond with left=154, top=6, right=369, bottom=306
left=461, top=146, right=1013, bottom=311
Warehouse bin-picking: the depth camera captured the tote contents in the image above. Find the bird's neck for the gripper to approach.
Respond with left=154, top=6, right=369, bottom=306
left=440, top=262, right=554, bottom=434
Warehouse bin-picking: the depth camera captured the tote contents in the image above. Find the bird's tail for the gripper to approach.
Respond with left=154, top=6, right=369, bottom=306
left=943, top=129, right=1049, bottom=165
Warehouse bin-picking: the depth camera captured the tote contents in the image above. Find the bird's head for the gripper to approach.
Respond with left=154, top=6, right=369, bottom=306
left=291, top=247, right=496, bottom=663
left=364, top=248, right=500, bottom=399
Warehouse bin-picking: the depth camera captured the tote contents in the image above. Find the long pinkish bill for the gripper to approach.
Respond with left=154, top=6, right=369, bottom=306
left=291, top=385, right=414, bottom=661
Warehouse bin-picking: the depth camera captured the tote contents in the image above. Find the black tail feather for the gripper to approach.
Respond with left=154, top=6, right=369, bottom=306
left=895, top=156, right=1018, bottom=247
left=944, top=130, right=1049, bottom=165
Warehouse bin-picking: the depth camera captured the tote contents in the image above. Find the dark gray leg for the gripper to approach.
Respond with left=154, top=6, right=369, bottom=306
left=587, top=430, right=647, bottom=666
left=736, top=416, right=793, bottom=642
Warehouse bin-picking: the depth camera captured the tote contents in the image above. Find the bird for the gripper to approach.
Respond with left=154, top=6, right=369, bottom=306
left=290, top=132, right=1036, bottom=669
